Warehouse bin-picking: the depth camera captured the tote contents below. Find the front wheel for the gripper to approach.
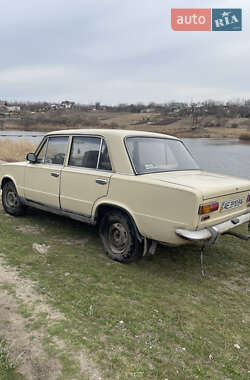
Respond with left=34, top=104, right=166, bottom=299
left=99, top=211, right=142, bottom=263
left=2, top=181, right=25, bottom=216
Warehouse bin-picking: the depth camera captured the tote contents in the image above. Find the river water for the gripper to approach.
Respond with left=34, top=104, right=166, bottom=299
left=184, top=138, right=250, bottom=180
left=0, top=130, right=45, bottom=143
left=0, top=131, right=249, bottom=180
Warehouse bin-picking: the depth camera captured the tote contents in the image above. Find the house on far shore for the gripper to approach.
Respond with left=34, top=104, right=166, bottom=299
left=61, top=100, right=75, bottom=109
left=48, top=101, right=75, bottom=111
left=50, top=104, right=59, bottom=110
left=6, top=105, right=21, bottom=112
left=0, top=101, right=21, bottom=114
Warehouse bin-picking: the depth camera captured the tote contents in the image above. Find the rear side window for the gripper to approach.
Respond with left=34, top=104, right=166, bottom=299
left=69, top=136, right=101, bottom=168
left=68, top=136, right=112, bottom=171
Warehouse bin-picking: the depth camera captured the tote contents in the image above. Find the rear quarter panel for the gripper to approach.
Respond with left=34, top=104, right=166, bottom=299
left=103, top=174, right=201, bottom=245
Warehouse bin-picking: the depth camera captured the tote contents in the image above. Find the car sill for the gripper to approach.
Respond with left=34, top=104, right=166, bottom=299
left=22, top=198, right=94, bottom=225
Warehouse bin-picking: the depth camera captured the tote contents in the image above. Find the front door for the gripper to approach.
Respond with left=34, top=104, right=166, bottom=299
left=60, top=136, right=113, bottom=216
left=24, top=136, right=69, bottom=208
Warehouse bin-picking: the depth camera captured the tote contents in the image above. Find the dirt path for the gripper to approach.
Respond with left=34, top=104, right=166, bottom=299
left=0, top=256, right=102, bottom=380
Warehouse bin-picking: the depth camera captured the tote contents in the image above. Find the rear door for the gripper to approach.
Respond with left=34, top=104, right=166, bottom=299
left=60, top=136, right=112, bottom=216
left=24, top=136, right=69, bottom=208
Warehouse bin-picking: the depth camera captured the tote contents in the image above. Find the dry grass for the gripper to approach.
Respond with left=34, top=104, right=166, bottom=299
left=0, top=139, right=37, bottom=162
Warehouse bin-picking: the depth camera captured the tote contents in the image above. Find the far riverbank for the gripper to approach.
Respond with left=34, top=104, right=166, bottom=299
left=1, top=113, right=250, bottom=139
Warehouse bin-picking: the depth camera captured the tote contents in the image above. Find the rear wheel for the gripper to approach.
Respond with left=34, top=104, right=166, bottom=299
left=2, top=181, right=25, bottom=216
left=99, top=211, right=142, bottom=263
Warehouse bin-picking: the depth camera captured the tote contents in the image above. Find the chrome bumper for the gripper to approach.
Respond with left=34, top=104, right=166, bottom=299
left=176, top=212, right=250, bottom=244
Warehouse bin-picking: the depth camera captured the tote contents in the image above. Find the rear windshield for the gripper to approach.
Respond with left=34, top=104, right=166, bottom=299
left=125, top=137, right=199, bottom=174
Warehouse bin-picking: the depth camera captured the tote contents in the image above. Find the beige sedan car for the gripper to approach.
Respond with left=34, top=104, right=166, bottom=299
left=1, top=129, right=250, bottom=262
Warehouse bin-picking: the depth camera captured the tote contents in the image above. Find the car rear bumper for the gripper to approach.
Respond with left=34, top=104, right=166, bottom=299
left=176, top=212, right=250, bottom=244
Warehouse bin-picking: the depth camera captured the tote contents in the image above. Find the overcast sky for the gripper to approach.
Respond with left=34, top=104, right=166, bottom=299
left=0, top=0, right=249, bottom=104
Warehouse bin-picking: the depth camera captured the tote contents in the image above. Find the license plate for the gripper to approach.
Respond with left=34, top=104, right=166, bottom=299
left=221, top=198, right=244, bottom=211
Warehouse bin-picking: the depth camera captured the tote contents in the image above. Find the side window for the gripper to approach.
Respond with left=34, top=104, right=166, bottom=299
left=69, top=136, right=101, bottom=169
left=44, top=137, right=68, bottom=165
left=36, top=139, right=48, bottom=164
left=98, top=140, right=112, bottom=171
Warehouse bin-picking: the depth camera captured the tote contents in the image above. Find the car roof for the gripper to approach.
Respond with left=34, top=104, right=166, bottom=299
left=46, top=128, right=179, bottom=140
left=43, top=129, right=180, bottom=175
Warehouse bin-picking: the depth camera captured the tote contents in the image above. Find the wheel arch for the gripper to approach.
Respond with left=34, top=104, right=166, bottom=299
left=1, top=176, right=17, bottom=190
left=93, top=202, right=143, bottom=242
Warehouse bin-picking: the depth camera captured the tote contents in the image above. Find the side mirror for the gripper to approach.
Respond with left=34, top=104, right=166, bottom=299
left=26, top=153, right=37, bottom=163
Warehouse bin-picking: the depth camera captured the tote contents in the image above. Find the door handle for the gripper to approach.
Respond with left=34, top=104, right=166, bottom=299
left=50, top=172, right=59, bottom=178
left=96, top=178, right=107, bottom=185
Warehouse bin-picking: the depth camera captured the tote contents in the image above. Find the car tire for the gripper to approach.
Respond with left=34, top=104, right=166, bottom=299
left=99, top=211, right=142, bottom=263
left=2, top=181, right=25, bottom=216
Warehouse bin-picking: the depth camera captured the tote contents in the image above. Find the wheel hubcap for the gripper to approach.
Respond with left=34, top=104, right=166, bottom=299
left=6, top=189, right=18, bottom=209
left=108, top=223, right=129, bottom=255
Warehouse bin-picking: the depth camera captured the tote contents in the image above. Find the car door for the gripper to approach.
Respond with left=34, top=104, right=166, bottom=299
left=60, top=136, right=113, bottom=216
left=24, top=136, right=69, bottom=208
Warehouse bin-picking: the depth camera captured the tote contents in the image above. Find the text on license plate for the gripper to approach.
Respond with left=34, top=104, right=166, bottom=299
left=221, top=198, right=244, bottom=211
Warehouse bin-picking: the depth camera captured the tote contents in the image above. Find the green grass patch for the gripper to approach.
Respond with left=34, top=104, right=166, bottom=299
left=0, top=337, right=24, bottom=380
left=0, top=206, right=249, bottom=379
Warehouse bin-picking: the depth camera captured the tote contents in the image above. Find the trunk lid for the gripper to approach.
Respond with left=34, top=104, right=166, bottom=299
left=146, top=170, right=250, bottom=200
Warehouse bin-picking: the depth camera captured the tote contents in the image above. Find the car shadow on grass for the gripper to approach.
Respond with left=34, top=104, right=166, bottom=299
left=21, top=206, right=232, bottom=282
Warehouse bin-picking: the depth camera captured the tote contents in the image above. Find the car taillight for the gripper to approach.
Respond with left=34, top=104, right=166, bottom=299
left=247, top=194, right=250, bottom=206
left=199, top=202, right=219, bottom=215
